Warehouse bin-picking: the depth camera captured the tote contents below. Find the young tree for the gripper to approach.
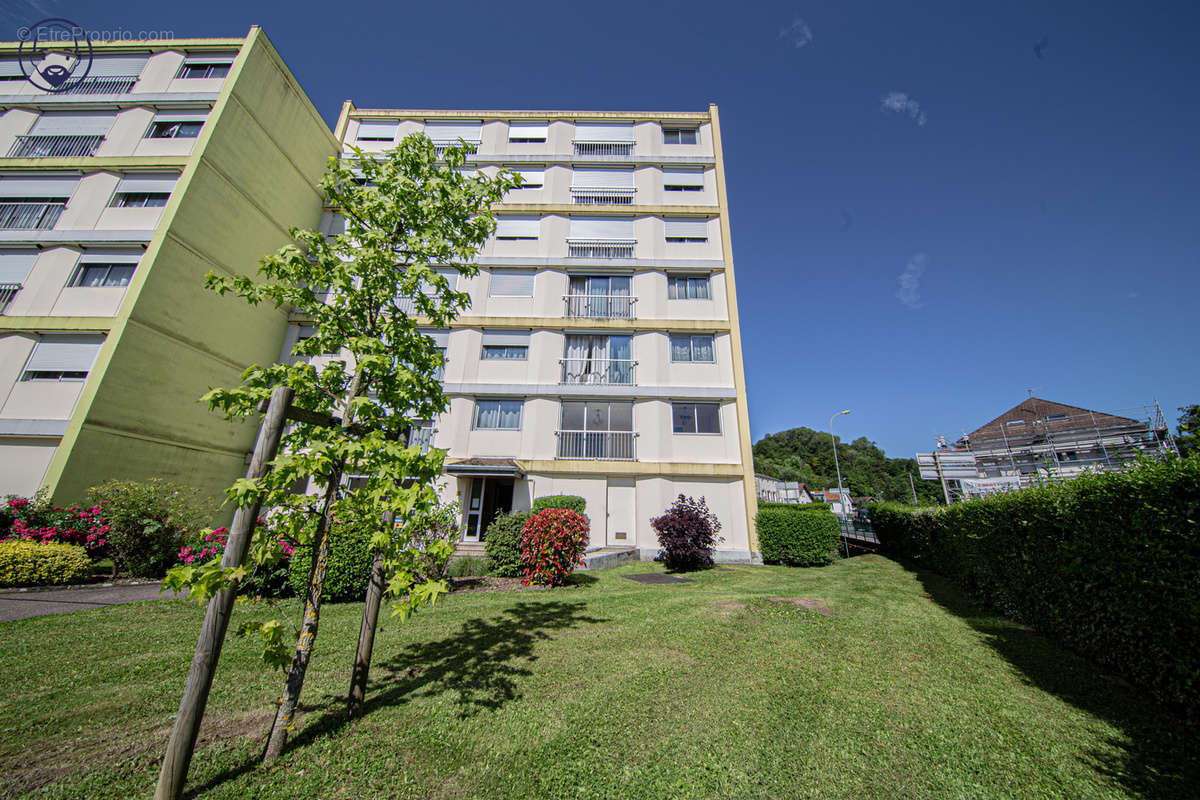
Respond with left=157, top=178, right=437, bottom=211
left=166, top=134, right=518, bottom=761
left=1177, top=404, right=1199, bottom=458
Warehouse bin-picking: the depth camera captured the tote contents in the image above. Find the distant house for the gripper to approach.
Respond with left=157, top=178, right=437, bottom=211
left=754, top=473, right=814, bottom=504
left=812, top=488, right=852, bottom=516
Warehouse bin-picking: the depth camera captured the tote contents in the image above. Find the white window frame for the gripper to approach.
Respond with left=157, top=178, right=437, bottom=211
left=671, top=401, right=722, bottom=435
left=669, top=333, right=715, bottom=363
left=472, top=398, right=524, bottom=430
left=667, top=274, right=712, bottom=300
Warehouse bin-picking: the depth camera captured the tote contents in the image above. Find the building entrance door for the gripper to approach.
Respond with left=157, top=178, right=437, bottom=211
left=606, top=477, right=635, bottom=546
left=463, top=478, right=514, bottom=541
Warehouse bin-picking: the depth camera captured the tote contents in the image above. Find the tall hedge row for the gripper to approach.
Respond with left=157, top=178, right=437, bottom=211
left=868, top=456, right=1200, bottom=714
left=756, top=504, right=840, bottom=566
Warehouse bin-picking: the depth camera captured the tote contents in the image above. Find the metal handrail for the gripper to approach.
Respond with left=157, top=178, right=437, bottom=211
left=7, top=134, right=104, bottom=158
left=0, top=282, right=20, bottom=314
left=555, top=429, right=637, bottom=460
left=562, top=293, right=636, bottom=318
left=0, top=201, right=65, bottom=230
left=566, top=239, right=636, bottom=258
left=559, top=357, right=636, bottom=385
left=55, top=75, right=138, bottom=95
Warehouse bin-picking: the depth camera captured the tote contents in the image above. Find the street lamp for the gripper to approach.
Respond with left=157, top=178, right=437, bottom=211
left=830, top=410, right=850, bottom=556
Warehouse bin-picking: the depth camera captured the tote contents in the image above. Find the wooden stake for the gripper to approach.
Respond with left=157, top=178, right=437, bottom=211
left=154, top=385, right=294, bottom=800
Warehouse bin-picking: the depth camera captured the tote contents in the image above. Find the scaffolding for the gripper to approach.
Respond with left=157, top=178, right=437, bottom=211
left=937, top=399, right=1178, bottom=490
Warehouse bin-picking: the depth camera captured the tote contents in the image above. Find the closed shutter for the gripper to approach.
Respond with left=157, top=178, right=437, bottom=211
left=0, top=59, right=22, bottom=77
left=664, top=218, right=708, bottom=239
left=152, top=109, right=210, bottom=124
left=0, top=175, right=77, bottom=198
left=481, top=330, right=530, bottom=346
left=514, top=168, right=544, bottom=188
left=78, top=247, right=141, bottom=264
left=424, top=120, right=482, bottom=142
left=25, top=334, right=104, bottom=372
left=182, top=55, right=235, bottom=66
left=89, top=55, right=149, bottom=77
left=508, top=121, right=548, bottom=140
left=0, top=250, right=37, bottom=283
left=662, top=167, right=704, bottom=188
left=433, top=268, right=459, bottom=291
left=568, top=217, right=635, bottom=239
left=114, top=173, right=178, bottom=194
left=494, top=217, right=539, bottom=238
left=574, top=123, right=634, bottom=142
left=489, top=270, right=535, bottom=296
left=419, top=329, right=450, bottom=348
left=571, top=169, right=634, bottom=188
left=29, top=112, right=115, bottom=136
left=356, top=120, right=397, bottom=140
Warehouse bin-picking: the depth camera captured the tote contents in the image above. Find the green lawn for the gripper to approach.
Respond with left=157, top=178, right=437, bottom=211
left=1, top=556, right=1194, bottom=799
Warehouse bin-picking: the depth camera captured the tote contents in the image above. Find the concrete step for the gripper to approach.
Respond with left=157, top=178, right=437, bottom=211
left=580, top=546, right=638, bottom=571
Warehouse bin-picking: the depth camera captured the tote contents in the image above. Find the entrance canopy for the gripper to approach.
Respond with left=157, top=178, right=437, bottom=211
left=444, top=458, right=525, bottom=479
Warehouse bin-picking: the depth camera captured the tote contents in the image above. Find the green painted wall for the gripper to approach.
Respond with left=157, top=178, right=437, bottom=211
left=46, top=28, right=339, bottom=518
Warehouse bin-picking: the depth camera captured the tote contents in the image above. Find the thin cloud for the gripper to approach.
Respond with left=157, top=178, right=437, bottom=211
left=896, top=253, right=927, bottom=309
left=778, top=17, right=813, bottom=49
left=881, top=91, right=928, bottom=127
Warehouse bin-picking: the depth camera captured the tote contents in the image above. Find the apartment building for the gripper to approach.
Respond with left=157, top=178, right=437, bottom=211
left=0, top=27, right=338, bottom=503
left=303, top=105, right=760, bottom=561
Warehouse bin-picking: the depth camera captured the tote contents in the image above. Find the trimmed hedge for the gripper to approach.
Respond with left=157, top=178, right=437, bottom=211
left=756, top=505, right=840, bottom=566
left=868, top=456, right=1200, bottom=714
left=288, top=521, right=374, bottom=602
left=484, top=511, right=530, bottom=577
left=0, top=540, right=92, bottom=587
left=532, top=495, right=586, bottom=514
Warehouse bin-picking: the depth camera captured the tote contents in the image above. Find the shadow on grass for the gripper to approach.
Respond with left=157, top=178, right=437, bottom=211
left=912, top=566, right=1199, bottom=800
left=185, top=599, right=605, bottom=798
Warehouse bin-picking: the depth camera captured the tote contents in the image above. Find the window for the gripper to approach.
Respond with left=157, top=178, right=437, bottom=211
left=663, top=167, right=705, bottom=191
left=70, top=263, right=135, bottom=287
left=147, top=120, right=203, bottom=139
left=513, top=168, right=544, bottom=189
left=488, top=269, right=535, bottom=297
left=664, top=218, right=709, bottom=242
left=473, top=399, right=523, bottom=430
left=672, top=402, right=721, bottom=434
left=1046, top=413, right=1068, bottom=421
left=21, top=334, right=104, bottom=381
left=494, top=217, right=539, bottom=240
left=562, top=334, right=633, bottom=384
left=1006, top=419, right=1026, bottom=426
left=0, top=250, right=36, bottom=285
left=509, top=121, right=548, bottom=142
left=668, top=274, right=711, bottom=299
left=670, top=334, right=715, bottom=363
left=356, top=120, right=398, bottom=141
left=481, top=330, right=529, bottom=360
left=177, top=62, right=231, bottom=79
left=663, top=126, right=698, bottom=145
left=560, top=401, right=633, bottom=431
left=111, top=192, right=169, bottom=208
left=424, top=120, right=483, bottom=146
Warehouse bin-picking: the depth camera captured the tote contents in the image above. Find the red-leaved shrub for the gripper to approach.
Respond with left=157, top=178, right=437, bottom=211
left=651, top=494, right=723, bottom=571
left=519, top=508, right=590, bottom=586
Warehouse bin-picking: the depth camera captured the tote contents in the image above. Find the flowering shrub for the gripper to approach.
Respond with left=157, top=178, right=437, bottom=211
left=2, top=495, right=109, bottom=556
left=519, top=508, right=590, bottom=586
left=0, top=540, right=92, bottom=587
left=179, top=519, right=296, bottom=598
left=87, top=479, right=212, bottom=578
left=651, top=495, right=723, bottom=571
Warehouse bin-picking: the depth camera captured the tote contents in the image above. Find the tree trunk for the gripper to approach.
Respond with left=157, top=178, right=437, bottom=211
left=262, top=369, right=364, bottom=762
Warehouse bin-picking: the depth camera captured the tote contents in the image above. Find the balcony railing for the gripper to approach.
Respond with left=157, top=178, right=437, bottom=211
left=560, top=358, right=635, bottom=385
left=56, top=75, right=139, bottom=95
left=563, top=294, right=636, bottom=319
left=567, top=239, right=635, bottom=259
left=0, top=282, right=20, bottom=313
left=0, top=201, right=65, bottom=230
left=409, top=424, right=435, bottom=453
left=7, top=134, right=104, bottom=159
left=432, top=140, right=480, bottom=156
left=556, top=430, right=637, bottom=460
left=573, top=141, right=633, bottom=157
left=570, top=187, right=635, bottom=205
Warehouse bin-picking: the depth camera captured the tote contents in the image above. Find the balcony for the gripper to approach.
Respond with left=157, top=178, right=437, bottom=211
left=7, top=134, right=103, bottom=159
left=432, top=140, right=480, bottom=156
left=573, top=141, right=633, bottom=157
left=571, top=187, right=635, bottom=205
left=57, top=75, right=139, bottom=95
left=0, top=201, right=65, bottom=230
left=563, top=293, right=636, bottom=319
left=0, top=282, right=19, bottom=313
left=567, top=239, right=635, bottom=259
left=560, top=358, right=635, bottom=386
left=556, top=430, right=636, bottom=460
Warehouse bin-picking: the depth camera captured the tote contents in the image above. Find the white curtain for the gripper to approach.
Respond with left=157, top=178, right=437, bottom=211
left=692, top=335, right=714, bottom=362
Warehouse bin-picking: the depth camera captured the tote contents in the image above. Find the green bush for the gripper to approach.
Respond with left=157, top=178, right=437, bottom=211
left=287, top=519, right=374, bottom=602
left=758, top=501, right=832, bottom=512
left=756, top=505, right=840, bottom=566
left=532, top=495, right=586, bottom=514
left=87, top=479, right=213, bottom=578
left=0, top=540, right=92, bottom=586
left=867, top=456, right=1200, bottom=714
left=448, top=555, right=490, bottom=578
left=484, top=511, right=529, bottom=577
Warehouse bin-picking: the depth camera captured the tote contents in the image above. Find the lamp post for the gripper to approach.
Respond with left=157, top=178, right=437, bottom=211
left=830, top=410, right=850, bottom=556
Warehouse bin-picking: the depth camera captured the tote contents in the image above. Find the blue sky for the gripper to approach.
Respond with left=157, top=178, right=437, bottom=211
left=11, top=0, right=1199, bottom=458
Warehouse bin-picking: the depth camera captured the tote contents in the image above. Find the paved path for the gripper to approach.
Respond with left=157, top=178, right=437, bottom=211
left=0, top=582, right=187, bottom=623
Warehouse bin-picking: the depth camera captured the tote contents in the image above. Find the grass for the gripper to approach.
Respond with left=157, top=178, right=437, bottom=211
left=0, top=556, right=1195, bottom=799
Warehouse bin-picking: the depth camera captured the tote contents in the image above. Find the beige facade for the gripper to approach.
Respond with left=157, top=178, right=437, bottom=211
left=308, top=106, right=759, bottom=561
